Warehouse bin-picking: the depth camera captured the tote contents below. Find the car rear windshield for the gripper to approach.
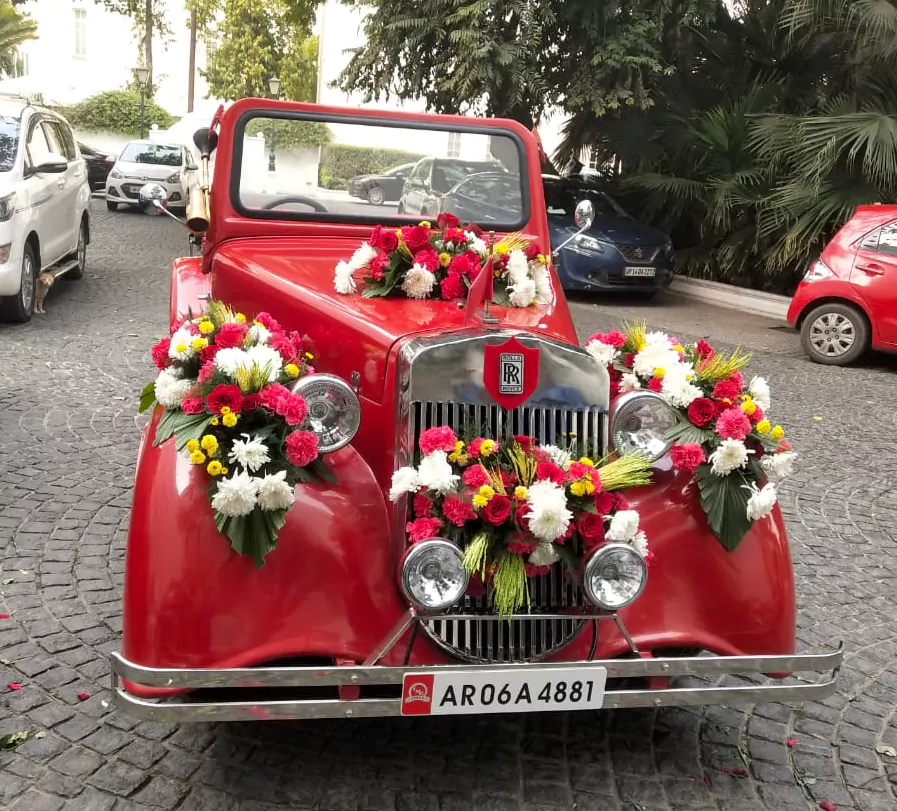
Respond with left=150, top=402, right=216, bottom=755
left=120, top=143, right=182, bottom=166
left=235, top=111, right=528, bottom=229
left=0, top=116, right=21, bottom=172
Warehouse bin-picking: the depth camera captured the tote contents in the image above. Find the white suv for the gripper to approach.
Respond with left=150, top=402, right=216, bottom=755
left=0, top=99, right=91, bottom=323
left=105, top=140, right=196, bottom=212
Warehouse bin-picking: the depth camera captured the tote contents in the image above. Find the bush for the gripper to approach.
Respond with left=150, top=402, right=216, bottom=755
left=320, top=144, right=424, bottom=190
left=68, top=90, right=174, bottom=137
left=246, top=118, right=333, bottom=150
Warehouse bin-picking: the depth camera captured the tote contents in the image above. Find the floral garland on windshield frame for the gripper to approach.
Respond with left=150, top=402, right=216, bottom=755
left=140, top=300, right=336, bottom=567
left=333, top=212, right=553, bottom=307
left=584, top=321, right=796, bottom=551
left=390, top=428, right=654, bottom=617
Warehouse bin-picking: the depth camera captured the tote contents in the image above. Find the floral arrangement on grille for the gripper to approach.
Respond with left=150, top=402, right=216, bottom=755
left=333, top=212, right=552, bottom=307
left=584, top=321, right=796, bottom=550
left=389, top=427, right=654, bottom=616
left=140, top=300, right=335, bottom=566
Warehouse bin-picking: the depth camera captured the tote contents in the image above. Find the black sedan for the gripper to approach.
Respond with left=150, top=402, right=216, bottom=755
left=78, top=142, right=115, bottom=191
left=348, top=162, right=416, bottom=205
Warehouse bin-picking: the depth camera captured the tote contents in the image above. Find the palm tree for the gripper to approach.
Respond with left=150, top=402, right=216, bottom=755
left=0, top=1, right=36, bottom=78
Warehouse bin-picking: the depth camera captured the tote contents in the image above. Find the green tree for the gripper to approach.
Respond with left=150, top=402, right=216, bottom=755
left=0, top=1, right=36, bottom=77
left=95, top=0, right=172, bottom=90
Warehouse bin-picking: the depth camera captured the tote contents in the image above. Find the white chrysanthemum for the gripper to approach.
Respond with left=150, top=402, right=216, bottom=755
left=154, top=368, right=193, bottom=409
left=632, top=343, right=681, bottom=379
left=749, top=375, right=771, bottom=412
left=662, top=365, right=702, bottom=408
left=525, top=480, right=573, bottom=542
left=401, top=264, right=437, bottom=299
left=606, top=509, right=640, bottom=542
left=585, top=338, right=618, bottom=366
left=256, top=470, right=295, bottom=511
left=210, top=471, right=258, bottom=517
left=761, top=451, right=796, bottom=478
left=334, top=260, right=356, bottom=295
left=542, top=444, right=572, bottom=469
left=248, top=323, right=271, bottom=344
left=416, top=451, right=459, bottom=494
left=709, top=438, right=751, bottom=475
left=506, top=251, right=530, bottom=283
left=228, top=434, right=271, bottom=473
left=645, top=330, right=673, bottom=347
left=631, top=530, right=649, bottom=558
left=245, top=344, right=283, bottom=382
left=528, top=541, right=560, bottom=566
left=167, top=326, right=197, bottom=361
left=389, top=466, right=421, bottom=502
left=465, top=231, right=488, bottom=256
left=620, top=373, right=642, bottom=393
left=213, top=347, right=248, bottom=377
left=349, top=242, right=378, bottom=270
left=508, top=277, right=537, bottom=307
left=745, top=481, right=777, bottom=521
left=533, top=264, right=552, bottom=304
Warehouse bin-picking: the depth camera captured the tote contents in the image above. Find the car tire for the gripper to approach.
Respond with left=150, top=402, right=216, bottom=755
left=0, top=242, right=37, bottom=323
left=66, top=219, right=88, bottom=280
left=367, top=187, right=385, bottom=205
left=106, top=200, right=118, bottom=211
left=800, top=302, right=869, bottom=366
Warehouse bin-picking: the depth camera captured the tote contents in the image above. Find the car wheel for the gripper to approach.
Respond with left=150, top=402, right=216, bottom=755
left=367, top=187, right=385, bottom=205
left=106, top=200, right=118, bottom=211
left=800, top=302, right=869, bottom=365
left=0, top=243, right=36, bottom=323
left=67, top=219, right=88, bottom=280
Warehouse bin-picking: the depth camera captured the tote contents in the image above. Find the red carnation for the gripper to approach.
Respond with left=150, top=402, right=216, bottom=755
left=419, top=426, right=458, bottom=455
left=687, top=398, right=716, bottom=428
left=285, top=430, right=319, bottom=466
left=507, top=534, right=538, bottom=555
left=712, top=372, right=744, bottom=401
left=414, top=247, right=441, bottom=271
left=437, top=212, right=461, bottom=230
left=443, top=227, right=468, bottom=245
left=716, top=408, right=751, bottom=441
left=283, top=395, right=308, bottom=427
left=268, top=335, right=298, bottom=364
left=406, top=516, right=442, bottom=543
left=465, top=221, right=484, bottom=237
left=180, top=398, right=204, bottom=415
left=525, top=564, right=552, bottom=578
left=440, top=273, right=466, bottom=300
left=199, top=344, right=220, bottom=365
left=215, top=322, right=248, bottom=349
left=694, top=339, right=715, bottom=360
left=198, top=363, right=215, bottom=383
left=567, top=461, right=591, bottom=481
left=442, top=496, right=476, bottom=527
left=254, top=312, right=282, bottom=333
left=482, top=494, right=512, bottom=525
left=370, top=253, right=389, bottom=281
left=670, top=442, right=706, bottom=474
left=523, top=242, right=540, bottom=260
left=748, top=405, right=765, bottom=425
left=609, top=367, right=623, bottom=398
left=260, top=383, right=290, bottom=412
left=594, top=491, right=614, bottom=515
left=535, top=462, right=565, bottom=486
left=466, top=573, right=486, bottom=598
left=448, top=252, right=476, bottom=278
left=401, top=224, right=431, bottom=252
left=207, top=384, right=243, bottom=414
left=611, top=492, right=631, bottom=511
left=513, top=435, right=535, bottom=454
left=576, top=512, right=606, bottom=550
left=462, top=465, right=489, bottom=487
left=414, top=493, right=432, bottom=517
left=624, top=352, right=636, bottom=368
left=242, top=393, right=261, bottom=412
left=150, top=337, right=171, bottom=369
left=647, top=377, right=663, bottom=393
left=369, top=225, right=399, bottom=253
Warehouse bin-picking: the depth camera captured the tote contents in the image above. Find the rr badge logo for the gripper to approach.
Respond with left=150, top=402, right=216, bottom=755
left=483, top=336, right=540, bottom=409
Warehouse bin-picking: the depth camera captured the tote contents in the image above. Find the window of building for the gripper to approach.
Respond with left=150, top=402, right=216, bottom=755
left=204, top=34, right=218, bottom=62
left=73, top=9, right=87, bottom=58
left=13, top=50, right=29, bottom=78
left=447, top=131, right=461, bottom=159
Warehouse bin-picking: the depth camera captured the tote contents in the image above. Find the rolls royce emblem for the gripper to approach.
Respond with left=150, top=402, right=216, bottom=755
left=483, top=336, right=540, bottom=409
left=498, top=353, right=524, bottom=395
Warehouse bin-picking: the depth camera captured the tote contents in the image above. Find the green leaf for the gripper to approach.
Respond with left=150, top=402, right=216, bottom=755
left=665, top=421, right=716, bottom=446
left=153, top=411, right=212, bottom=450
left=695, top=464, right=753, bottom=551
left=0, top=731, right=28, bottom=750
left=138, top=382, right=157, bottom=414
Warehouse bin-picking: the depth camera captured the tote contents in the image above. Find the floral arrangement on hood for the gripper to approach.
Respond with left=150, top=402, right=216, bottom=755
left=333, top=212, right=552, bottom=307
left=140, top=300, right=336, bottom=566
left=390, top=428, right=653, bottom=616
left=585, top=321, right=795, bottom=551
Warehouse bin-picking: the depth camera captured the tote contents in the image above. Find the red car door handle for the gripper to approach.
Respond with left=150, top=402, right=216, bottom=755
left=856, top=262, right=885, bottom=275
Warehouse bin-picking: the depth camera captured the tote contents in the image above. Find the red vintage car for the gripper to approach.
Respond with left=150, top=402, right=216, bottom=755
left=110, top=98, right=841, bottom=722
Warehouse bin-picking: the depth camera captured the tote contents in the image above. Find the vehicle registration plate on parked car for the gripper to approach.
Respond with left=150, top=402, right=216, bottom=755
left=400, top=667, right=607, bottom=716
left=624, top=267, right=656, bottom=277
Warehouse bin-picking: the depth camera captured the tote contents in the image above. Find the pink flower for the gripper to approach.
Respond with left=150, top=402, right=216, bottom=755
left=285, top=430, right=319, bottom=466
left=442, top=496, right=476, bottom=527
left=0, top=613, right=9, bottom=619
left=370, top=253, right=389, bottom=281
left=818, top=803, right=837, bottom=811
left=180, top=398, right=205, bottom=415
left=419, top=426, right=458, bottom=455
left=567, top=462, right=593, bottom=481
left=214, top=321, right=248, bottom=349
left=414, top=493, right=432, bottom=517
left=715, top=408, right=752, bottom=441
left=198, top=363, right=215, bottom=383
left=283, top=396, right=308, bottom=427
left=694, top=339, right=715, bottom=360
left=76, top=691, right=90, bottom=702
left=414, top=247, right=441, bottom=271
left=712, top=372, right=744, bottom=401
left=586, top=330, right=626, bottom=349
left=647, top=377, right=663, bottom=393
left=199, top=344, right=220, bottom=365
left=462, top=465, right=489, bottom=487
left=535, top=462, right=565, bottom=486
left=254, top=312, right=282, bottom=333
left=787, top=737, right=797, bottom=747
left=268, top=335, right=298, bottom=363
left=406, top=516, right=442, bottom=543
left=7, top=682, right=22, bottom=690
left=150, top=337, right=171, bottom=369
left=260, top=383, right=291, bottom=412
left=670, top=443, right=706, bottom=474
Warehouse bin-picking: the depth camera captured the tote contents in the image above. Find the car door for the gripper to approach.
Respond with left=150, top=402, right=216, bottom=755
left=44, top=119, right=84, bottom=256
left=23, top=117, right=65, bottom=265
left=402, top=158, right=431, bottom=215
left=850, top=219, right=897, bottom=344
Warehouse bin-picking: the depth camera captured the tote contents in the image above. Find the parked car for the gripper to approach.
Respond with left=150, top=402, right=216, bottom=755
left=348, top=162, right=415, bottom=205
left=109, top=98, right=840, bottom=722
left=105, top=140, right=197, bottom=212
left=0, top=98, right=90, bottom=323
left=787, top=204, right=897, bottom=365
left=78, top=142, right=115, bottom=191
left=397, top=156, right=506, bottom=216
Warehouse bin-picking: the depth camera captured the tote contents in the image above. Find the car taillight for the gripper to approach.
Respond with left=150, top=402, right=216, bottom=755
left=803, top=259, right=834, bottom=282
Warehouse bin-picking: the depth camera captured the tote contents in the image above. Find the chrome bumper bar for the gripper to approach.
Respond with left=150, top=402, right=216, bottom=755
left=109, top=644, right=843, bottom=723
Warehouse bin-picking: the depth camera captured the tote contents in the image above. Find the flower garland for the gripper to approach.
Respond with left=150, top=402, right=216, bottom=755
left=140, top=300, right=336, bottom=566
left=390, top=428, right=653, bottom=616
left=333, top=212, right=553, bottom=307
left=585, top=321, right=795, bottom=551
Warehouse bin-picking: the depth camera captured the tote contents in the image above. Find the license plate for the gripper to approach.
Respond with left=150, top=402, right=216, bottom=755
left=400, top=667, right=607, bottom=716
left=624, top=267, right=656, bottom=277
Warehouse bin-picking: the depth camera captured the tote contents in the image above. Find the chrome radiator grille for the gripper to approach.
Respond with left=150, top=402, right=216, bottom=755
left=409, top=400, right=605, bottom=663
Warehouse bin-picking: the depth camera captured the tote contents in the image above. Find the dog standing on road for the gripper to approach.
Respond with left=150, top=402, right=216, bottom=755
left=34, top=272, right=55, bottom=314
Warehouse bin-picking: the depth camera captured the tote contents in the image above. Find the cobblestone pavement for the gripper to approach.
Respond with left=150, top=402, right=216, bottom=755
left=1, top=202, right=896, bottom=811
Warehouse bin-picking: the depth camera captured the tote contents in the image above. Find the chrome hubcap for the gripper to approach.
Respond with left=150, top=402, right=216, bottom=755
left=20, top=254, right=34, bottom=310
left=809, top=313, right=855, bottom=356
left=77, top=227, right=86, bottom=268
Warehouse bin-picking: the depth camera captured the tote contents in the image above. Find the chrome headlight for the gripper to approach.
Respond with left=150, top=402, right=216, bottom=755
left=109, top=169, right=123, bottom=179
left=400, top=539, right=468, bottom=611
left=166, top=172, right=181, bottom=184
left=291, top=373, right=360, bottom=453
left=610, top=391, right=677, bottom=461
left=582, top=543, right=647, bottom=610
left=573, top=233, right=603, bottom=253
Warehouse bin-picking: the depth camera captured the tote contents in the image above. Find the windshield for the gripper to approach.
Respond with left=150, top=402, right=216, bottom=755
left=120, top=143, right=182, bottom=166
left=0, top=116, right=21, bottom=172
left=236, top=112, right=527, bottom=229
left=543, top=179, right=629, bottom=219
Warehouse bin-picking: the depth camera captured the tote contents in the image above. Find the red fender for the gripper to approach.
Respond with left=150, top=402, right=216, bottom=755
left=170, top=257, right=209, bottom=330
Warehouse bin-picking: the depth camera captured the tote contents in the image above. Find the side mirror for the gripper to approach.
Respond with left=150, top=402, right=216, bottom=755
left=396, top=172, right=405, bottom=179
left=138, top=182, right=170, bottom=216
left=33, top=154, right=68, bottom=174
left=553, top=199, right=596, bottom=257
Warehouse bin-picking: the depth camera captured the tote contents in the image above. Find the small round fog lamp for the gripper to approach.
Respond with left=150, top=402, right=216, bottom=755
left=582, top=543, right=647, bottom=610
left=400, top=539, right=468, bottom=611
left=291, top=373, right=361, bottom=453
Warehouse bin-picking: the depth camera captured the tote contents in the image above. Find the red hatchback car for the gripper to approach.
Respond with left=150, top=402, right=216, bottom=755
left=788, top=204, right=897, bottom=365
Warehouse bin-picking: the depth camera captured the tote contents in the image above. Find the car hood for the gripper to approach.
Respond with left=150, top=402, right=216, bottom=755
left=113, top=161, right=180, bottom=181
left=549, top=213, right=669, bottom=247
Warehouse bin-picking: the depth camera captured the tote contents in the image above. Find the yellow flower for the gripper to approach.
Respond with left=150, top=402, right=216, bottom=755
left=756, top=419, right=771, bottom=435
left=570, top=480, right=588, bottom=497
left=284, top=363, right=300, bottom=379
left=206, top=460, right=223, bottom=476
left=189, top=450, right=206, bottom=465
left=653, top=367, right=665, bottom=379
left=200, top=435, right=218, bottom=453
left=305, top=351, right=314, bottom=360
left=220, top=406, right=231, bottom=415
left=472, top=494, right=489, bottom=509
left=210, top=417, right=219, bottom=426
left=514, top=486, right=528, bottom=501
left=741, top=397, right=757, bottom=416
left=673, top=344, right=684, bottom=352
left=770, top=425, right=784, bottom=440
left=222, top=412, right=238, bottom=428
left=537, top=253, right=548, bottom=264
left=494, top=241, right=509, bottom=255
left=186, top=439, right=200, bottom=453
left=220, top=466, right=229, bottom=475
left=419, top=220, right=431, bottom=228
left=174, top=343, right=188, bottom=354
left=199, top=321, right=214, bottom=335
left=439, top=252, right=451, bottom=267
left=234, top=313, right=247, bottom=324
left=448, top=441, right=468, bottom=464
left=578, top=456, right=595, bottom=467
left=479, top=439, right=497, bottom=457
left=191, top=337, right=208, bottom=352
left=478, top=485, right=495, bottom=501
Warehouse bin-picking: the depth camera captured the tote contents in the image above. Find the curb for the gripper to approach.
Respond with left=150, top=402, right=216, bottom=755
left=669, top=276, right=791, bottom=321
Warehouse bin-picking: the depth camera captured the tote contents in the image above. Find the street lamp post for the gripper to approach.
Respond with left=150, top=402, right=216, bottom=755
left=135, top=66, right=150, bottom=139
left=267, top=76, right=281, bottom=174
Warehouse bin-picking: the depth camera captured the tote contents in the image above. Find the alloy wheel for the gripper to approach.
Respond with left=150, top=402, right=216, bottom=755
left=20, top=252, right=34, bottom=311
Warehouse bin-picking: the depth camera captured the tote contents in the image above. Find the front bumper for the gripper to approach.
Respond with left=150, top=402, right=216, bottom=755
left=106, top=180, right=184, bottom=206
left=557, top=249, right=675, bottom=292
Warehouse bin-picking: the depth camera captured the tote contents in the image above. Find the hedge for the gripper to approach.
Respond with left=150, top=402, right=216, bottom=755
left=319, top=144, right=424, bottom=190
left=247, top=118, right=333, bottom=150
left=68, top=90, right=174, bottom=137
